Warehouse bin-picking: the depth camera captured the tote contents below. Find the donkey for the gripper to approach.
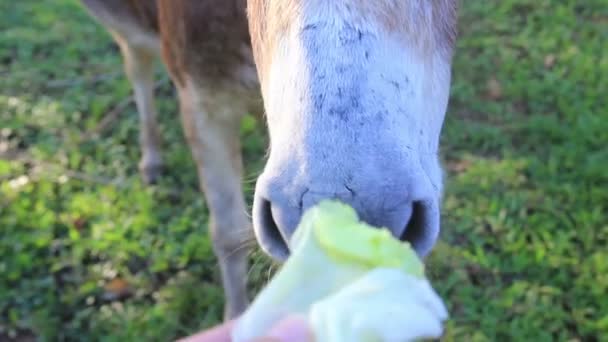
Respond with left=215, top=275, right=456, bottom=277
left=80, top=0, right=457, bottom=319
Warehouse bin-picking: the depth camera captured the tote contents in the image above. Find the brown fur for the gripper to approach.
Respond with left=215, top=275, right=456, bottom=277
left=83, top=0, right=255, bottom=89
left=158, top=0, right=254, bottom=88
left=82, top=0, right=158, bottom=33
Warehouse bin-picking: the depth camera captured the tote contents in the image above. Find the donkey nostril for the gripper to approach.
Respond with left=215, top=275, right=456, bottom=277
left=400, top=201, right=437, bottom=257
left=255, top=198, right=290, bottom=260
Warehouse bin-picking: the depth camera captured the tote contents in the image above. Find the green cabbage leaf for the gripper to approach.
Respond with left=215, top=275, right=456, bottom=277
left=232, top=201, right=447, bottom=342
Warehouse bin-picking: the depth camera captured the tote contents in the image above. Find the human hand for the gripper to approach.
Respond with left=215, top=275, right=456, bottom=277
left=177, top=315, right=312, bottom=342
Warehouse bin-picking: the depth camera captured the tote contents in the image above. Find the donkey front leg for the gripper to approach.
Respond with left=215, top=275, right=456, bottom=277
left=114, top=36, right=164, bottom=184
left=178, top=82, right=253, bottom=319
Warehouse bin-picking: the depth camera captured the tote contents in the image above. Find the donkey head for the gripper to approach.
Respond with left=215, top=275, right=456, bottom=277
left=248, top=0, right=457, bottom=260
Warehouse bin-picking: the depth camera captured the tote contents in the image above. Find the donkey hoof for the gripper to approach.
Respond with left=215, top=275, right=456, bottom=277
left=139, top=163, right=164, bottom=185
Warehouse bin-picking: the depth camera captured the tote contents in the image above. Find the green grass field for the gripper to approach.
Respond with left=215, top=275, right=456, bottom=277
left=1, top=0, right=606, bottom=341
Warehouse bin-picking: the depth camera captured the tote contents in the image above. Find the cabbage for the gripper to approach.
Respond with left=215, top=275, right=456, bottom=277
left=232, top=201, right=448, bottom=342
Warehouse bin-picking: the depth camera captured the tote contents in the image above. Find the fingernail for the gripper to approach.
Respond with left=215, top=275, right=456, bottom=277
left=267, top=315, right=312, bottom=342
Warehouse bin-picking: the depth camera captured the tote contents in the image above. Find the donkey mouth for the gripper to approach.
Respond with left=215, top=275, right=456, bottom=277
left=254, top=197, right=438, bottom=261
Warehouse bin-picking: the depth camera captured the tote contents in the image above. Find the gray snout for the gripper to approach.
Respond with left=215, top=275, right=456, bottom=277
left=252, top=178, right=440, bottom=261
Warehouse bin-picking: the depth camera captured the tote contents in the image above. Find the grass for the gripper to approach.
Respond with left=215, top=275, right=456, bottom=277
left=1, top=0, right=606, bottom=341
